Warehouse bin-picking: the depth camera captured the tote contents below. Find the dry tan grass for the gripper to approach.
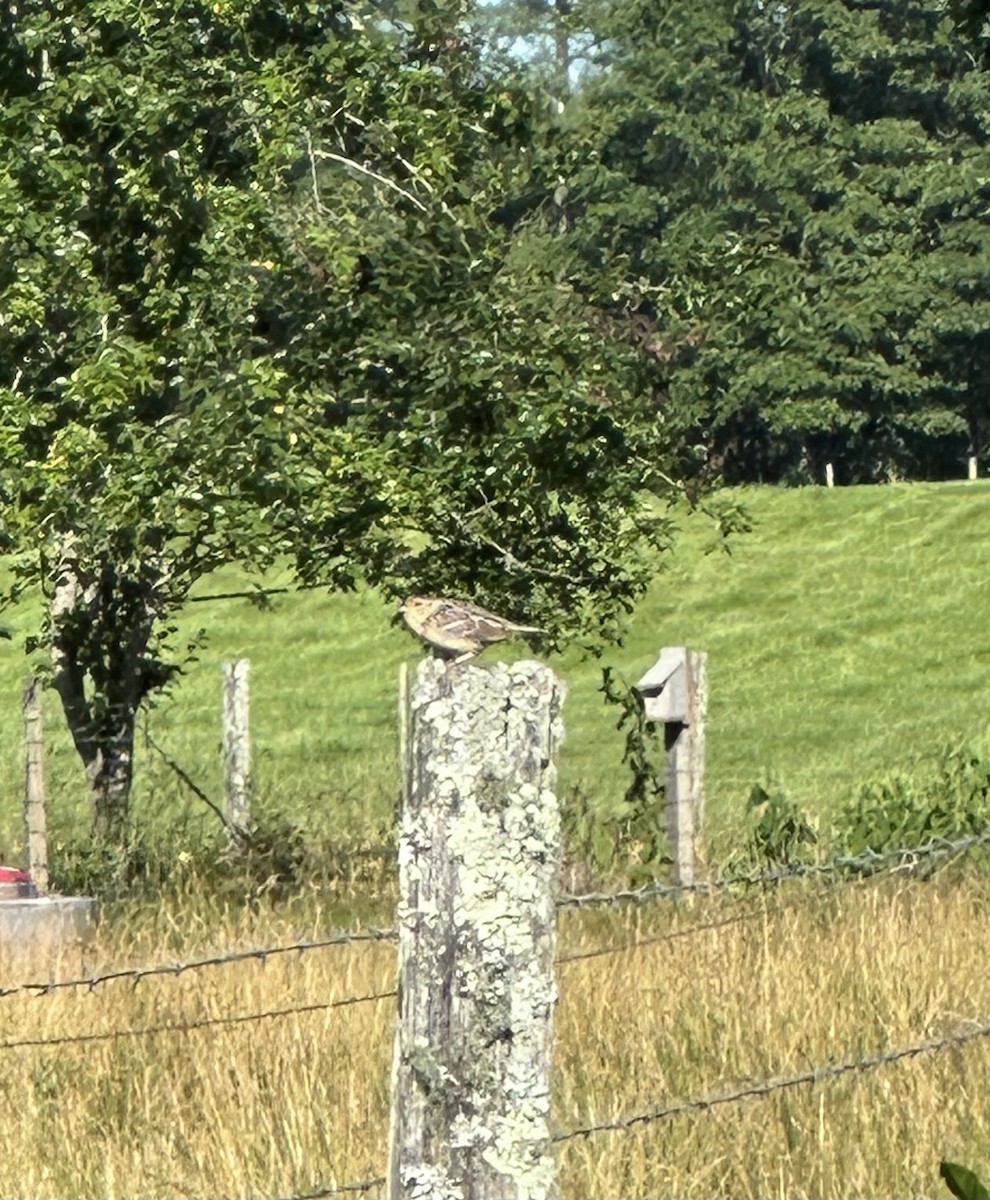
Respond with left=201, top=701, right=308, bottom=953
left=0, top=901, right=396, bottom=1200
left=555, top=874, right=990, bottom=1199
left=1, top=873, right=990, bottom=1198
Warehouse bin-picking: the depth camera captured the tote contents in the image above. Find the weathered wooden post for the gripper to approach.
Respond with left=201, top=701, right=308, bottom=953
left=825, top=462, right=835, bottom=488
left=969, top=455, right=978, bottom=481
left=221, top=660, right=251, bottom=842
left=3, top=680, right=100, bottom=972
left=636, top=647, right=708, bottom=889
left=388, top=657, right=565, bottom=1200
left=22, top=677, right=48, bottom=896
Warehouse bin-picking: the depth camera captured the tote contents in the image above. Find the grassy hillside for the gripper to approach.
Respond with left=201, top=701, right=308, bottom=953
left=1, top=480, right=989, bottom=858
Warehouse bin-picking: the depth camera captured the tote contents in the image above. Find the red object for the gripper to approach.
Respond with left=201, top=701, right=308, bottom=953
left=0, top=866, right=30, bottom=883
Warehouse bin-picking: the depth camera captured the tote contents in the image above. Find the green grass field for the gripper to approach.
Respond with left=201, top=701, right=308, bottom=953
left=2, top=479, right=989, bottom=859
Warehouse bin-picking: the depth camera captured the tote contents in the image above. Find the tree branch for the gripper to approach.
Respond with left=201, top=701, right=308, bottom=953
left=311, top=150, right=429, bottom=212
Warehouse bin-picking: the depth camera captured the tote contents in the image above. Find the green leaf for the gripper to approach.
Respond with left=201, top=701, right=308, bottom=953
left=940, top=1161, right=990, bottom=1200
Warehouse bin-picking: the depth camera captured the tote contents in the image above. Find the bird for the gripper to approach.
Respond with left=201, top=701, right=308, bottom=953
left=398, top=597, right=544, bottom=663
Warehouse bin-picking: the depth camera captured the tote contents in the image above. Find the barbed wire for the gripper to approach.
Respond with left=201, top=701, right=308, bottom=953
left=0, top=988, right=397, bottom=1052
left=269, top=1179, right=385, bottom=1199
left=556, top=908, right=763, bottom=965
left=556, top=827, right=990, bottom=911
left=173, top=1172, right=387, bottom=1200
left=188, top=586, right=293, bottom=605
left=1, top=915, right=755, bottom=1005
left=6, top=832, right=982, bottom=1002
left=553, top=1015, right=990, bottom=1143
left=0, top=927, right=398, bottom=1000
left=556, top=854, right=925, bottom=966
left=1, top=909, right=759, bottom=1007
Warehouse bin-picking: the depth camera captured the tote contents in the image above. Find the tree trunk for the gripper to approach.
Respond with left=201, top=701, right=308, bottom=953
left=968, top=404, right=982, bottom=473
left=51, top=547, right=156, bottom=844
left=85, top=724, right=137, bottom=845
left=553, top=0, right=571, bottom=93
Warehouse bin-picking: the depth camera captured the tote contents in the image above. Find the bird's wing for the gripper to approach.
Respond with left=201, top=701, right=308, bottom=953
left=464, top=602, right=545, bottom=643
left=423, top=601, right=503, bottom=645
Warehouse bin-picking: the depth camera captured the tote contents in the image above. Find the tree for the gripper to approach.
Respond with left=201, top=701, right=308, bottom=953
left=543, top=0, right=990, bottom=484
left=276, top=7, right=688, bottom=640
left=475, top=0, right=597, bottom=93
left=0, top=0, right=398, bottom=838
left=0, top=0, right=689, bottom=841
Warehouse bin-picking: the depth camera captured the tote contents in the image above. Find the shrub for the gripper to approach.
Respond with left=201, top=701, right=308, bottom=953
left=48, top=812, right=395, bottom=907
left=744, top=775, right=818, bottom=873
left=836, top=738, right=990, bottom=861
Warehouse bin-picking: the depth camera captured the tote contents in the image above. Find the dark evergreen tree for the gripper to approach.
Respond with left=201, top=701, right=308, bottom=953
left=548, top=0, right=990, bottom=482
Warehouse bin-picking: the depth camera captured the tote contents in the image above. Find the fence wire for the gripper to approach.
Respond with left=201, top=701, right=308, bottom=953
left=6, top=828, right=986, bottom=1002
left=553, top=1016, right=990, bottom=1143
left=0, top=989, right=397, bottom=1052
left=273, top=1180, right=385, bottom=1199
left=556, top=827, right=990, bottom=911
left=2, top=910, right=761, bottom=1006
left=0, top=927, right=398, bottom=1000
left=556, top=908, right=763, bottom=965
left=187, top=1174, right=386, bottom=1200
left=556, top=851, right=956, bottom=966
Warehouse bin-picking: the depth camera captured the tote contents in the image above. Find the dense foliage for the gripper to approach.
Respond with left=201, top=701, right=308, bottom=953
left=0, top=0, right=686, bottom=835
left=526, top=0, right=990, bottom=483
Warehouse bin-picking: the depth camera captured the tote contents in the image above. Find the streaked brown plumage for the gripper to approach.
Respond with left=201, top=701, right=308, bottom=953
left=399, top=597, right=544, bottom=662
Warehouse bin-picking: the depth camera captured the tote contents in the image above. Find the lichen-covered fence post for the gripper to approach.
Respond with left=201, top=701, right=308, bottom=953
left=388, top=657, right=565, bottom=1200
left=22, top=677, right=48, bottom=895
left=221, top=659, right=251, bottom=843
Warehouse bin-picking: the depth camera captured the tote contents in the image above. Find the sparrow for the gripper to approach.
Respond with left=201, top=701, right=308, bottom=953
left=398, top=597, right=544, bottom=663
